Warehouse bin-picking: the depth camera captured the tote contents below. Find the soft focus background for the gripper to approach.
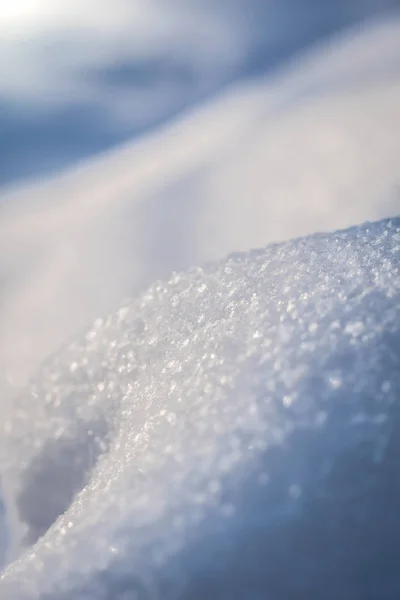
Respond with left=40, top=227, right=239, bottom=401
left=1, top=0, right=399, bottom=188
left=1, top=0, right=400, bottom=399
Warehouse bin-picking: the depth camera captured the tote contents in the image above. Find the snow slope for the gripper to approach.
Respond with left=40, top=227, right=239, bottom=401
left=0, top=12, right=400, bottom=597
left=0, top=14, right=399, bottom=397
left=0, top=217, right=399, bottom=598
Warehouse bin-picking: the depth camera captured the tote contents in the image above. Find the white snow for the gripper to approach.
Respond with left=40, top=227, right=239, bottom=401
left=0, top=217, right=399, bottom=598
left=0, top=14, right=400, bottom=395
left=0, top=11, right=400, bottom=598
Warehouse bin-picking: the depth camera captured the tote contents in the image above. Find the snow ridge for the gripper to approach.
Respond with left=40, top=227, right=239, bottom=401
left=0, top=217, right=399, bottom=599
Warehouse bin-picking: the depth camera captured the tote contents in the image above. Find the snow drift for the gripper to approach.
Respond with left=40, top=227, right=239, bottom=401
left=1, top=15, right=400, bottom=397
left=0, top=217, right=399, bottom=599
left=1, top=12, right=400, bottom=597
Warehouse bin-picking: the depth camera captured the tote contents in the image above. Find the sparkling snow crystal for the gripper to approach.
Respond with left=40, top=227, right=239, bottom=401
left=0, top=217, right=399, bottom=599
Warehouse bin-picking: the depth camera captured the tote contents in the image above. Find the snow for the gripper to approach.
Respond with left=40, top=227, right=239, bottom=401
left=1, top=10, right=400, bottom=598
left=1, top=14, right=400, bottom=394
left=0, top=217, right=399, bottom=598
left=1, top=0, right=397, bottom=118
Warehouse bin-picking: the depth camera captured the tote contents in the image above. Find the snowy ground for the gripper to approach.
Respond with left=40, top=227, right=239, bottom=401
left=0, top=9, right=400, bottom=599
left=0, top=217, right=399, bottom=598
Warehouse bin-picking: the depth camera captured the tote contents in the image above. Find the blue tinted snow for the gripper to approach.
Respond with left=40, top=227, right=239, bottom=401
left=0, top=217, right=399, bottom=599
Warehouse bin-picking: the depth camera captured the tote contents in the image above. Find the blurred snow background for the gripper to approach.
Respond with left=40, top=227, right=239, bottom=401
left=1, top=0, right=399, bottom=186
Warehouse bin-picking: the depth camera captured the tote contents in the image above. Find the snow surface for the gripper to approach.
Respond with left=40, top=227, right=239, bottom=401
left=0, top=218, right=399, bottom=598
left=1, top=15, right=400, bottom=396
left=0, top=12, right=400, bottom=598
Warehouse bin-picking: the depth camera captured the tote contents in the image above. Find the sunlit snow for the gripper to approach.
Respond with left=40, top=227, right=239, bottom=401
left=0, top=15, right=399, bottom=394
left=0, top=217, right=399, bottom=598
left=0, top=10, right=400, bottom=599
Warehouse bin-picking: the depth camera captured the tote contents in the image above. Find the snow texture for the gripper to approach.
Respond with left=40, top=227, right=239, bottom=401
left=1, top=15, right=400, bottom=396
left=0, top=217, right=399, bottom=599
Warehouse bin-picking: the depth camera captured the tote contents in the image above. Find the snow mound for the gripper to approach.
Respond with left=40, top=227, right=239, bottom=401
left=1, top=15, right=400, bottom=394
left=1, top=217, right=399, bottom=598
